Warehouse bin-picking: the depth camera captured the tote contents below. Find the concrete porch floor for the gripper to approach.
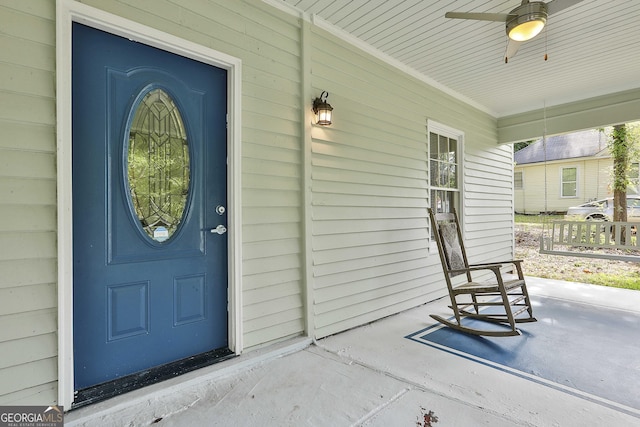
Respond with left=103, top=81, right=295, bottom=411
left=66, top=277, right=640, bottom=426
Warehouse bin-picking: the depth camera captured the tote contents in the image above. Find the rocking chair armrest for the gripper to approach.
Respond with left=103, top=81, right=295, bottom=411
left=469, top=259, right=525, bottom=279
left=469, top=259, right=523, bottom=267
left=449, top=264, right=503, bottom=275
left=451, top=263, right=515, bottom=284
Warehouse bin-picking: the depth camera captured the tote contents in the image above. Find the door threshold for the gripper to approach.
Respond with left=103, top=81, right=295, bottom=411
left=64, top=337, right=312, bottom=426
left=73, top=348, right=235, bottom=409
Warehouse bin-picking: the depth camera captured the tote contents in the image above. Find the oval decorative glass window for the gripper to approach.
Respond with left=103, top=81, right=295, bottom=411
left=127, top=88, right=190, bottom=242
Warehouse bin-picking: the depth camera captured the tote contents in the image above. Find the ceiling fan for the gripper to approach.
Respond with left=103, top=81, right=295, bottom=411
left=445, top=0, right=584, bottom=62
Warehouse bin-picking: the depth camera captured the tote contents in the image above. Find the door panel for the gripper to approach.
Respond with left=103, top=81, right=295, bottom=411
left=72, top=23, right=228, bottom=390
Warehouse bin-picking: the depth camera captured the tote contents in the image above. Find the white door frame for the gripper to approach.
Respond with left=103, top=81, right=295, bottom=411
left=56, top=0, right=243, bottom=408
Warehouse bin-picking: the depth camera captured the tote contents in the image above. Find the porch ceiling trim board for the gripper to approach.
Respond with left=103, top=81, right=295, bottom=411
left=498, top=87, right=640, bottom=144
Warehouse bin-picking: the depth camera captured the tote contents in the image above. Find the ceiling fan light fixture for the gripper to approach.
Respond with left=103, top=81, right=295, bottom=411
left=506, top=2, right=547, bottom=41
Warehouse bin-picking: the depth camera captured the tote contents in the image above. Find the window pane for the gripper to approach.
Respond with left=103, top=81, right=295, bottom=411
left=514, top=171, right=523, bottom=189
left=428, top=125, right=461, bottom=228
left=430, top=133, right=438, bottom=159
left=439, top=162, right=448, bottom=187
left=431, top=189, right=456, bottom=214
left=562, top=168, right=576, bottom=181
left=430, top=132, right=459, bottom=190
left=448, top=138, right=457, bottom=163
left=439, top=135, right=448, bottom=161
left=127, top=88, right=190, bottom=242
left=430, top=159, right=439, bottom=186
left=448, top=164, right=457, bottom=188
left=562, top=183, right=576, bottom=197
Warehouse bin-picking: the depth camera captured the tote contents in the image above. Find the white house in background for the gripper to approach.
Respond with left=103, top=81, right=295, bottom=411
left=0, top=0, right=638, bottom=412
left=514, top=129, right=639, bottom=214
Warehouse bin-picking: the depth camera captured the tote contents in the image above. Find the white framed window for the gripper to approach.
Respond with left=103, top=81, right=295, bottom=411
left=514, top=171, right=524, bottom=190
left=561, top=166, right=578, bottom=198
left=428, top=120, right=462, bottom=215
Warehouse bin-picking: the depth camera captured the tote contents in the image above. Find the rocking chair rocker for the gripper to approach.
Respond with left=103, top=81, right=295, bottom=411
left=428, top=208, right=536, bottom=336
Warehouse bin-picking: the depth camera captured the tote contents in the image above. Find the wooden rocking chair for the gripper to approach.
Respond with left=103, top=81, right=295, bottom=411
left=428, top=208, right=536, bottom=336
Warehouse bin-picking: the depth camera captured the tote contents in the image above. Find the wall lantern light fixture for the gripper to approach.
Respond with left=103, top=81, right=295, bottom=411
left=312, top=91, right=333, bottom=126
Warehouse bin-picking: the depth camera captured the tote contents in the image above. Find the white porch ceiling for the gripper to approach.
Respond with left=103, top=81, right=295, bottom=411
left=277, top=0, right=640, bottom=118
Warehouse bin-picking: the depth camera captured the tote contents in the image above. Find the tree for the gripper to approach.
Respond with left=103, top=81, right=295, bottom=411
left=513, top=140, right=535, bottom=152
left=610, top=124, right=629, bottom=222
left=607, top=122, right=640, bottom=243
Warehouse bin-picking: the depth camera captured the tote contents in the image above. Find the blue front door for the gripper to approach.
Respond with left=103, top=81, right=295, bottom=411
left=72, top=23, right=229, bottom=390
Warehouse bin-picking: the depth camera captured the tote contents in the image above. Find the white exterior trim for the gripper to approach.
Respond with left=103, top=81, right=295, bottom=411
left=300, top=20, right=315, bottom=339
left=560, top=165, right=580, bottom=198
left=427, top=119, right=466, bottom=198
left=56, top=0, right=243, bottom=408
left=427, top=119, right=466, bottom=245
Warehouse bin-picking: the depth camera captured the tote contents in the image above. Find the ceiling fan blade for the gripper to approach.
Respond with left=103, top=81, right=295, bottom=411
left=546, top=0, right=585, bottom=15
left=445, top=12, right=510, bottom=22
left=504, top=39, right=523, bottom=63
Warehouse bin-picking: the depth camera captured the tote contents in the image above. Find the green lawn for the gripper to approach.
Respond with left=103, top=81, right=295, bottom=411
left=587, top=272, right=640, bottom=290
left=515, top=214, right=563, bottom=224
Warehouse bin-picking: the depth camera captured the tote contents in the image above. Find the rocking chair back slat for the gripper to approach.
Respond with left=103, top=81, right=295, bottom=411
left=435, top=213, right=470, bottom=279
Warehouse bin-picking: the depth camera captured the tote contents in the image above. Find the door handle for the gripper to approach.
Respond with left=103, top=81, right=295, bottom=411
left=210, top=225, right=227, bottom=235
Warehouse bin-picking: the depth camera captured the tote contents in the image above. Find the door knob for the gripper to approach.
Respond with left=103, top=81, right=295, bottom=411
left=210, top=225, right=227, bottom=235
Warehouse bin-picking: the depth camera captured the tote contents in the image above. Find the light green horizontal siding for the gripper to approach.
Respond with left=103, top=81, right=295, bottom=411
left=0, top=1, right=57, bottom=405
left=0, top=358, right=57, bottom=400
left=463, top=141, right=516, bottom=266
left=308, top=25, right=514, bottom=338
left=0, top=178, right=56, bottom=206
left=0, top=122, right=56, bottom=152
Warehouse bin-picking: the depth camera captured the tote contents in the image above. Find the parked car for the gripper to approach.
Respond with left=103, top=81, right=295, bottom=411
left=565, top=195, right=640, bottom=221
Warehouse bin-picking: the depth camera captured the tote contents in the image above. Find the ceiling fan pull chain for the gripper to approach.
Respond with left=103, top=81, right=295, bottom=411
left=544, top=24, right=548, bottom=61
